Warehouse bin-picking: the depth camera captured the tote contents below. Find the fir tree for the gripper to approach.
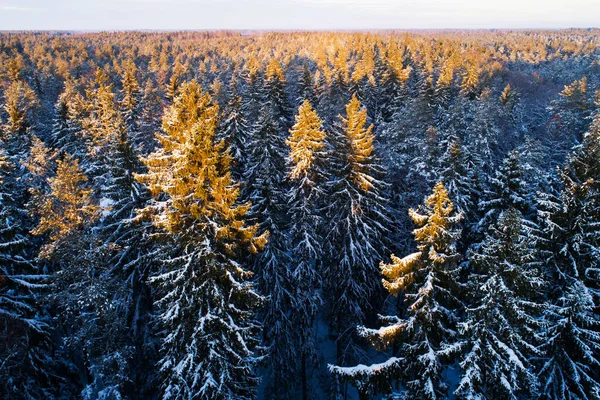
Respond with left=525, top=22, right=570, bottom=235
left=136, top=81, right=267, bottom=400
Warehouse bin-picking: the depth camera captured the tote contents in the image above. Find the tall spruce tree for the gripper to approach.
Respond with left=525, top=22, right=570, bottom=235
left=219, top=81, right=250, bottom=181
left=477, top=150, right=534, bottom=234
left=243, top=103, right=296, bottom=397
left=455, top=209, right=544, bottom=399
left=0, top=149, right=60, bottom=399
left=331, top=182, right=462, bottom=399
left=538, top=280, right=600, bottom=399
left=286, top=100, right=329, bottom=400
left=135, top=81, right=267, bottom=399
left=325, top=95, right=390, bottom=366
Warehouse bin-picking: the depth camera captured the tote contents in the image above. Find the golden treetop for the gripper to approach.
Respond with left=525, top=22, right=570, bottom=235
left=287, top=99, right=327, bottom=181
left=343, top=94, right=376, bottom=192
left=32, top=155, right=99, bottom=250
left=136, top=80, right=266, bottom=255
left=409, top=181, right=462, bottom=264
left=265, top=58, right=286, bottom=83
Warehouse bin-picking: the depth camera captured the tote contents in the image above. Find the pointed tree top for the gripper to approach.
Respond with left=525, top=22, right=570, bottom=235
left=287, top=100, right=326, bottom=181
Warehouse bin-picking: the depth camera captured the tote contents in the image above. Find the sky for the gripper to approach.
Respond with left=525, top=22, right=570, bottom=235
left=0, top=0, right=599, bottom=30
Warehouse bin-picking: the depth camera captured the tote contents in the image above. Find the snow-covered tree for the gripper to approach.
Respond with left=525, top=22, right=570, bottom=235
left=455, top=209, right=544, bottom=399
left=331, top=182, right=462, bottom=399
left=242, top=57, right=265, bottom=124
left=136, top=81, right=267, bottom=400
left=297, top=64, right=316, bottom=106
left=477, top=150, right=534, bottom=234
left=243, top=102, right=296, bottom=397
left=219, top=80, right=250, bottom=180
left=439, top=134, right=477, bottom=218
left=286, top=99, right=329, bottom=399
left=546, top=77, right=592, bottom=162
left=0, top=149, right=60, bottom=399
left=265, top=58, right=292, bottom=129
left=535, top=97, right=600, bottom=296
left=325, top=94, right=391, bottom=366
left=120, top=61, right=141, bottom=140
left=538, top=280, right=600, bottom=400
left=138, top=78, right=162, bottom=154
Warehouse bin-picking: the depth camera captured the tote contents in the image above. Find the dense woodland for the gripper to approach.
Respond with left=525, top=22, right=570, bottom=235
left=0, top=29, right=600, bottom=400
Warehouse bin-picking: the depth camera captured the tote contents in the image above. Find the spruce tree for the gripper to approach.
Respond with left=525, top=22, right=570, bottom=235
left=439, top=134, right=477, bottom=218
left=546, top=77, right=592, bottom=162
left=138, top=79, right=162, bottom=154
left=0, top=149, right=60, bottom=399
left=331, top=182, right=462, bottom=399
left=286, top=99, right=329, bottom=400
left=535, top=97, right=600, bottom=296
left=135, top=81, right=267, bottom=399
left=538, top=280, right=600, bottom=399
left=297, top=64, right=316, bottom=106
left=265, top=58, right=292, bottom=129
left=325, top=95, right=390, bottom=366
left=477, top=150, right=534, bottom=234
left=456, top=209, right=544, bottom=399
left=120, top=61, right=142, bottom=146
left=219, top=81, right=250, bottom=181
left=243, top=103, right=295, bottom=397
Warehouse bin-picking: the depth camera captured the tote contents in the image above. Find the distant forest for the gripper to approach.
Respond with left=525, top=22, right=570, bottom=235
left=1, top=30, right=600, bottom=399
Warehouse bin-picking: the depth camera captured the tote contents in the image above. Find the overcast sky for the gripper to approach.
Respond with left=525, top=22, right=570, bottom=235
left=1, top=0, right=599, bottom=30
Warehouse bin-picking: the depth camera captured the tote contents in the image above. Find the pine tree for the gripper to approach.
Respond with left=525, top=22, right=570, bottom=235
left=331, top=182, right=462, bottom=399
left=286, top=99, right=329, bottom=400
left=325, top=95, right=391, bottom=367
left=455, top=209, right=544, bottom=399
left=135, top=80, right=267, bottom=400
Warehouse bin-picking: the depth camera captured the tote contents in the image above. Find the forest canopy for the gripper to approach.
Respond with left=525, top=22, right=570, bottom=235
left=1, top=29, right=600, bottom=399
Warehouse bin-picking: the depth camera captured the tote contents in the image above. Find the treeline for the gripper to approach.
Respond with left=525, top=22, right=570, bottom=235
left=0, top=30, right=599, bottom=400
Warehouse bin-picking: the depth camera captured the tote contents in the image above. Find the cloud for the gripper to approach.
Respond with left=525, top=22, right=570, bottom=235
left=1, top=4, right=46, bottom=12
